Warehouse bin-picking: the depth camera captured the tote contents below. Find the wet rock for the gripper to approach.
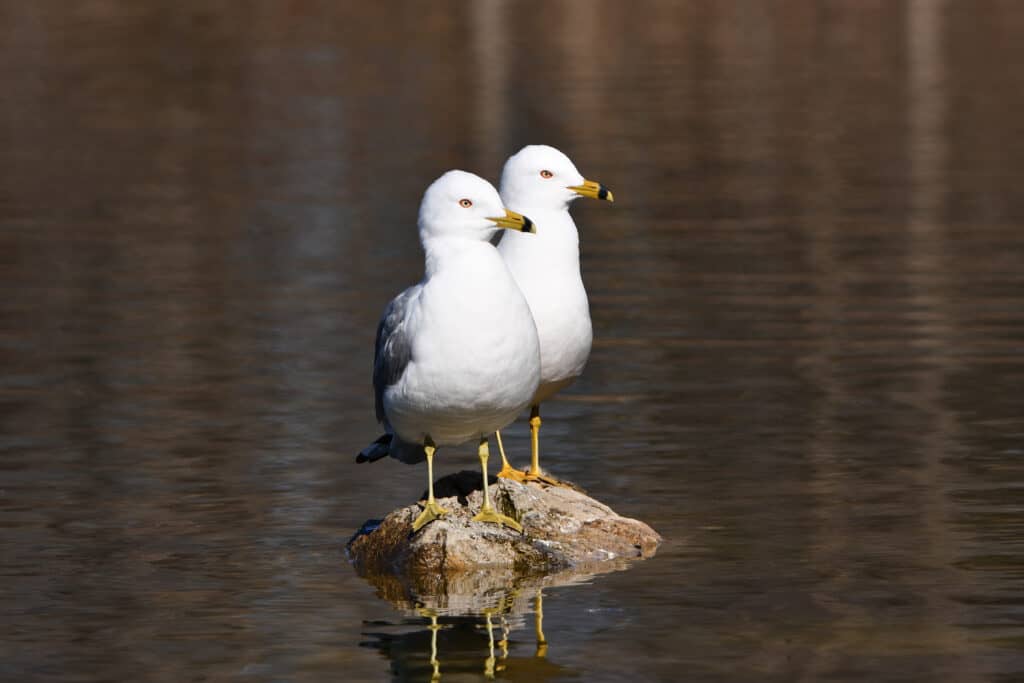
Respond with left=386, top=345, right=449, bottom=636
left=346, top=471, right=661, bottom=585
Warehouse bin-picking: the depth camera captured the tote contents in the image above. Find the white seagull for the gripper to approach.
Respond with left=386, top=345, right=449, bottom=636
left=357, top=170, right=541, bottom=533
left=492, top=145, right=614, bottom=485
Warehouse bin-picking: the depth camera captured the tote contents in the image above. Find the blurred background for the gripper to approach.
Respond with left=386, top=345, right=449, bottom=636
left=3, top=1, right=1024, bottom=681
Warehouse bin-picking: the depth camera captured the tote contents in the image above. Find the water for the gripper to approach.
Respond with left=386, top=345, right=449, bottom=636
left=3, top=2, right=1024, bottom=681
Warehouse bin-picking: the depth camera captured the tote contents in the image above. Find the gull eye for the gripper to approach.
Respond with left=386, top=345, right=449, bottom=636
left=540, top=170, right=553, bottom=179
left=459, top=198, right=473, bottom=208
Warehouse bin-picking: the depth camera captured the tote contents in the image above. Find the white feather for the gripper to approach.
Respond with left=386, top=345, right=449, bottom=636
left=378, top=170, right=542, bottom=448
left=497, top=146, right=594, bottom=404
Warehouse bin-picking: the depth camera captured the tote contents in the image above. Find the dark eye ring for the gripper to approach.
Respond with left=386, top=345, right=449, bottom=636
left=540, top=170, right=553, bottom=179
left=459, top=198, right=473, bottom=208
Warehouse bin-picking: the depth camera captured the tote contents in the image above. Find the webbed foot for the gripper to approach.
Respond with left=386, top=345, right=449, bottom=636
left=412, top=499, right=449, bottom=532
left=472, top=505, right=523, bottom=533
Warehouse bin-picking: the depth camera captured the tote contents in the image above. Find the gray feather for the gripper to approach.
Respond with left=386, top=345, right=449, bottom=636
left=373, top=284, right=422, bottom=425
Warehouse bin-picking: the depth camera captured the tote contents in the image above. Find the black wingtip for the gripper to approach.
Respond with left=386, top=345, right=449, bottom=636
left=356, top=434, right=393, bottom=464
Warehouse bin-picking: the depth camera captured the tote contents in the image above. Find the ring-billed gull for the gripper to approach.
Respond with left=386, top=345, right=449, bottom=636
left=356, top=170, right=540, bottom=532
left=491, top=145, right=614, bottom=485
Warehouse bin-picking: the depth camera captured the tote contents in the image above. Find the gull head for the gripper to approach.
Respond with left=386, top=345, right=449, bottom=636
left=418, top=169, right=535, bottom=242
left=499, top=145, right=614, bottom=212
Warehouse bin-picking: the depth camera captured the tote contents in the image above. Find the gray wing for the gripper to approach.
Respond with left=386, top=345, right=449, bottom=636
left=373, top=284, right=422, bottom=425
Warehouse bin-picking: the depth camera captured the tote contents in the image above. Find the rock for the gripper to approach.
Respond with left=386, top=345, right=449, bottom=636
left=346, top=471, right=661, bottom=592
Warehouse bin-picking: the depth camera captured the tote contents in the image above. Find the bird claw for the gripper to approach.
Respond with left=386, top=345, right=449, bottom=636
left=498, top=465, right=571, bottom=489
left=412, top=500, right=449, bottom=532
left=472, top=505, right=523, bottom=533
left=496, top=464, right=529, bottom=482
left=523, top=470, right=564, bottom=487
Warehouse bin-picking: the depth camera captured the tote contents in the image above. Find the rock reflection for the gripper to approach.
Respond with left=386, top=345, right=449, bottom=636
left=357, top=563, right=627, bottom=681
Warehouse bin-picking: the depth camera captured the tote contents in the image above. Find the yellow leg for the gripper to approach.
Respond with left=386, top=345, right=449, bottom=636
left=471, top=437, right=523, bottom=532
left=527, top=405, right=542, bottom=477
left=412, top=438, right=448, bottom=532
left=535, top=588, right=548, bottom=658
left=523, top=405, right=561, bottom=486
left=495, top=430, right=528, bottom=481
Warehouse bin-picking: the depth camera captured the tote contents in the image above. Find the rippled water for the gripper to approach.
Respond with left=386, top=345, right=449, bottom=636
left=3, top=2, right=1024, bottom=681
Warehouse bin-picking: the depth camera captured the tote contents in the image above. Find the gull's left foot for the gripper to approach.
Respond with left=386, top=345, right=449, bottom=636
left=472, top=505, right=523, bottom=533
left=494, top=431, right=527, bottom=483
left=523, top=470, right=566, bottom=487
left=412, top=499, right=449, bottom=532
left=496, top=464, right=529, bottom=482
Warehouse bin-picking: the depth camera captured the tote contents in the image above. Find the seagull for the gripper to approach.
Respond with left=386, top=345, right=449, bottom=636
left=356, top=170, right=541, bottom=533
left=491, top=146, right=614, bottom=485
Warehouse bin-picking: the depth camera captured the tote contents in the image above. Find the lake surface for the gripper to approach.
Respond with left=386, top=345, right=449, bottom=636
left=3, top=2, right=1024, bottom=681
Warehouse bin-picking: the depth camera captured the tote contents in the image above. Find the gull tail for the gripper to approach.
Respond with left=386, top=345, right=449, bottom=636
left=356, top=434, right=427, bottom=465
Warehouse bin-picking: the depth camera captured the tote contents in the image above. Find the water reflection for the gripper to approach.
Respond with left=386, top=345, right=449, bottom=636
left=364, top=595, right=573, bottom=682
left=360, top=567, right=609, bottom=681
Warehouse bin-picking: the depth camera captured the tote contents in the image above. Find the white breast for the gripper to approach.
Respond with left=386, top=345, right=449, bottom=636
left=498, top=208, right=593, bottom=402
left=383, top=243, right=541, bottom=446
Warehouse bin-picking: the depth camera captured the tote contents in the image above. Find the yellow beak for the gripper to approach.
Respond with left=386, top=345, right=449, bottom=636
left=568, top=178, right=614, bottom=202
left=488, top=208, right=536, bottom=233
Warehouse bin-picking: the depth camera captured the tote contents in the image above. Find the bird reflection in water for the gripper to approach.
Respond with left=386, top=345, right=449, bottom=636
left=482, top=591, right=548, bottom=678
left=424, top=611, right=441, bottom=682
left=361, top=587, right=573, bottom=681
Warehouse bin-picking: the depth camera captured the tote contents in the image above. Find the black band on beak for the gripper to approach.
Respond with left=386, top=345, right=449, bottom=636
left=598, top=185, right=610, bottom=201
